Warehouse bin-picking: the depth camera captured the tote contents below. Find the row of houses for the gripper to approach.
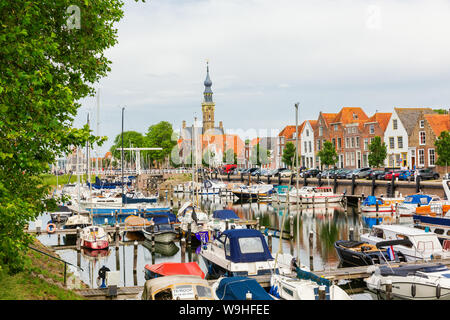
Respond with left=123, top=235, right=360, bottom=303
left=175, top=107, right=449, bottom=172
left=276, top=107, right=450, bottom=171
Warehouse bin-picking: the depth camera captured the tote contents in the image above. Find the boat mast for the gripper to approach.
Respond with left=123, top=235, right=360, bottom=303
left=121, top=107, right=125, bottom=215
left=295, top=102, right=300, bottom=266
left=96, top=89, right=100, bottom=176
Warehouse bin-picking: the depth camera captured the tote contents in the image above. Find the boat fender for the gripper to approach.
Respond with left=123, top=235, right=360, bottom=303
left=411, top=283, right=416, bottom=298
left=46, top=223, right=56, bottom=234
left=436, top=284, right=441, bottom=299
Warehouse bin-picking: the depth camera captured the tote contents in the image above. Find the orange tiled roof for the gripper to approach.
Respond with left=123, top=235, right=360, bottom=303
left=369, top=113, right=392, bottom=131
left=424, top=114, right=450, bottom=137
left=278, top=125, right=296, bottom=139
left=308, top=120, right=318, bottom=129
left=321, top=113, right=337, bottom=126
left=332, top=107, right=368, bottom=125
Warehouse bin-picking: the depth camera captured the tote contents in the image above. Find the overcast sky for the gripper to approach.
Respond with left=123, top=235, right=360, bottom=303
left=73, top=0, right=450, bottom=156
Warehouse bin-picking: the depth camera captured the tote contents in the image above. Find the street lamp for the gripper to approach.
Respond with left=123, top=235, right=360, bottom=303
left=294, top=102, right=300, bottom=266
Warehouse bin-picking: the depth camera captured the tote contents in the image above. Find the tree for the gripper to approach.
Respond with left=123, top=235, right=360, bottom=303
left=110, top=131, right=145, bottom=163
left=202, top=150, right=215, bottom=168
left=368, top=136, right=387, bottom=168
left=0, top=1, right=132, bottom=272
left=223, top=148, right=237, bottom=165
left=250, top=143, right=271, bottom=166
left=146, top=121, right=177, bottom=168
left=169, top=145, right=181, bottom=168
left=435, top=130, right=450, bottom=167
left=317, top=141, right=338, bottom=168
left=282, top=142, right=296, bottom=168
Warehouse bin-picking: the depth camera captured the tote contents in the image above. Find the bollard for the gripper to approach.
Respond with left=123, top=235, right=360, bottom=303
left=180, top=238, right=186, bottom=263
left=385, top=279, right=393, bottom=300
left=349, top=227, right=354, bottom=241
left=309, top=230, right=314, bottom=271
left=318, top=285, right=326, bottom=300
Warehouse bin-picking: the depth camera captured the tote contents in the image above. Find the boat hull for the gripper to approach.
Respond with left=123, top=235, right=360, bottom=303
left=81, top=240, right=109, bottom=250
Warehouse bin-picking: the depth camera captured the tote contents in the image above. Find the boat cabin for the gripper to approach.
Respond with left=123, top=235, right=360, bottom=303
left=141, top=275, right=213, bottom=300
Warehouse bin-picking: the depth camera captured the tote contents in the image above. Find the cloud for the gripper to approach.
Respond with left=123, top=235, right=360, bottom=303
left=74, top=0, right=450, bottom=155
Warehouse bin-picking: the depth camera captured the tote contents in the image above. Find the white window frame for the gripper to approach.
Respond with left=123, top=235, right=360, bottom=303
left=393, top=119, right=398, bottom=130
left=389, top=137, right=395, bottom=149
left=418, top=149, right=425, bottom=166
left=419, top=131, right=426, bottom=145
left=397, top=136, right=403, bottom=149
left=429, top=149, right=435, bottom=167
left=420, top=120, right=425, bottom=128
left=369, top=124, right=374, bottom=134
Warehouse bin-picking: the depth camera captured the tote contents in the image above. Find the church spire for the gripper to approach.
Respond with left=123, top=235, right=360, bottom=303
left=203, top=61, right=213, bottom=102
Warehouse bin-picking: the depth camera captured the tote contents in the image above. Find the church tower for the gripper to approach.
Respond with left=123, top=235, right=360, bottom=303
left=202, top=61, right=215, bottom=133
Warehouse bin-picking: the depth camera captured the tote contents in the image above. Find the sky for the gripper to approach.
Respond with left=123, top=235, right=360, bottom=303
left=73, top=0, right=450, bottom=156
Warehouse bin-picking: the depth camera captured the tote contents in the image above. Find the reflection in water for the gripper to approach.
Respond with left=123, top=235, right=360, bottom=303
left=33, top=191, right=382, bottom=290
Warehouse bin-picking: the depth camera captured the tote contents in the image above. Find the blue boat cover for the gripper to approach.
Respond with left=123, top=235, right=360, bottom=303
left=215, top=276, right=274, bottom=300
left=147, top=212, right=178, bottom=224
left=122, top=193, right=157, bottom=204
left=403, top=194, right=432, bottom=205
left=213, top=210, right=240, bottom=220
left=220, top=229, right=273, bottom=263
left=296, top=267, right=331, bottom=287
left=362, top=196, right=384, bottom=206
left=379, top=264, right=448, bottom=277
left=413, top=214, right=450, bottom=227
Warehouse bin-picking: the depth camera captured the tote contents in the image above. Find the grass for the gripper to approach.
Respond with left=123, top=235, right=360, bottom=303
left=0, top=239, right=86, bottom=300
left=41, top=173, right=95, bottom=188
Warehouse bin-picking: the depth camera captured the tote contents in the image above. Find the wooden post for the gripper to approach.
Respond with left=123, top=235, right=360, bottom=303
left=333, top=174, right=338, bottom=194
left=349, top=227, right=354, bottom=241
left=351, top=174, right=356, bottom=195
left=268, top=232, right=273, bottom=253
left=115, top=224, right=120, bottom=248
left=256, top=217, right=260, bottom=230
left=151, top=224, right=155, bottom=252
left=325, top=196, right=329, bottom=213
left=115, top=210, right=118, bottom=226
left=76, top=227, right=81, bottom=251
left=309, top=230, right=314, bottom=271
left=180, top=238, right=186, bottom=263
left=416, top=175, right=421, bottom=193
left=391, top=173, right=395, bottom=198
left=289, top=214, right=294, bottom=240
left=187, top=223, right=192, bottom=247
left=225, top=219, right=229, bottom=230
left=248, top=173, right=251, bottom=186
left=133, top=240, right=138, bottom=286
left=372, top=175, right=376, bottom=196
left=385, top=279, right=393, bottom=300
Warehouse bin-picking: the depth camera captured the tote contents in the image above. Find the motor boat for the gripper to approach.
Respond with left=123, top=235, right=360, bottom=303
left=144, top=262, right=205, bottom=280
left=212, top=276, right=276, bottom=300
left=360, top=196, right=404, bottom=215
left=63, top=214, right=92, bottom=229
left=396, top=194, right=448, bottom=217
left=334, top=239, right=407, bottom=267
left=231, top=183, right=275, bottom=201
left=196, top=179, right=228, bottom=195
left=360, top=224, right=450, bottom=261
left=142, top=213, right=178, bottom=244
left=177, top=201, right=210, bottom=242
left=365, top=263, right=450, bottom=300
left=270, top=267, right=352, bottom=300
left=413, top=205, right=450, bottom=245
left=141, top=275, right=214, bottom=300
left=200, top=228, right=294, bottom=279
left=80, top=226, right=110, bottom=250
left=277, top=186, right=343, bottom=204
left=49, top=205, right=73, bottom=224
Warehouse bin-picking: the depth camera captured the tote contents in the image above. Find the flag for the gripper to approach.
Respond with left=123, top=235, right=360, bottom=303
left=387, top=246, right=396, bottom=261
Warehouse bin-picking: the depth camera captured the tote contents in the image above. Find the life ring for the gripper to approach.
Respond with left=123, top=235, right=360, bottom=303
left=47, top=223, right=56, bottom=233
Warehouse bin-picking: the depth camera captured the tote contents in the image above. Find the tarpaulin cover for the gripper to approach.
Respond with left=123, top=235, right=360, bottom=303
left=144, top=262, right=205, bottom=279
left=362, top=196, right=384, bottom=206
left=220, top=229, right=273, bottom=263
left=147, top=212, right=178, bottom=224
left=403, top=194, right=432, bottom=204
left=212, top=210, right=240, bottom=220
left=215, top=276, right=274, bottom=300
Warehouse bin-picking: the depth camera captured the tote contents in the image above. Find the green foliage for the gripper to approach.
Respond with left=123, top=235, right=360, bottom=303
left=435, top=130, right=450, bottom=166
left=433, top=109, right=448, bottom=115
left=282, top=142, right=296, bottom=168
left=368, top=136, right=387, bottom=168
left=317, top=141, right=338, bottom=168
left=110, top=130, right=145, bottom=162
left=250, top=143, right=271, bottom=166
left=223, top=148, right=237, bottom=165
left=145, top=121, right=178, bottom=167
left=0, top=1, right=136, bottom=273
left=202, top=150, right=215, bottom=167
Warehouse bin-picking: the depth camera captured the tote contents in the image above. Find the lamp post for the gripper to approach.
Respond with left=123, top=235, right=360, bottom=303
left=295, top=102, right=300, bottom=266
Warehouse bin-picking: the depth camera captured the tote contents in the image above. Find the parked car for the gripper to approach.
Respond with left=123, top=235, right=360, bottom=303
left=367, top=170, right=386, bottom=180
left=319, top=169, right=337, bottom=179
left=222, top=164, right=237, bottom=174
left=345, top=169, right=358, bottom=179
left=279, top=169, right=293, bottom=177
left=384, top=170, right=402, bottom=180
left=260, top=169, right=270, bottom=176
left=301, top=168, right=321, bottom=178
left=353, top=167, right=372, bottom=179
left=251, top=168, right=262, bottom=176
left=335, top=169, right=351, bottom=179
left=247, top=168, right=259, bottom=175
left=398, top=170, right=415, bottom=181
left=416, top=168, right=439, bottom=180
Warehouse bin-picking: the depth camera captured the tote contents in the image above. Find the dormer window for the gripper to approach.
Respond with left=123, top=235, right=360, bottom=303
left=353, top=113, right=358, bottom=120
left=420, top=120, right=424, bottom=128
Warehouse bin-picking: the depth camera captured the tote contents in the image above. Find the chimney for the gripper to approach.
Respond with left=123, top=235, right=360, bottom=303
left=182, top=120, right=186, bottom=129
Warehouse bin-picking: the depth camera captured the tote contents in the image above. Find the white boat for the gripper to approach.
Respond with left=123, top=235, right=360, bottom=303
left=197, top=180, right=228, bottom=195
left=80, top=226, right=110, bottom=250
left=396, top=194, right=448, bottom=217
left=173, top=181, right=202, bottom=193
left=200, top=228, right=294, bottom=278
left=270, top=273, right=352, bottom=300
left=231, top=183, right=274, bottom=201
left=141, top=275, right=214, bottom=300
left=49, top=205, right=74, bottom=223
left=360, top=224, right=450, bottom=261
left=205, top=209, right=247, bottom=235
left=365, top=263, right=450, bottom=300
left=278, top=186, right=343, bottom=204
left=64, top=214, right=92, bottom=229
left=360, top=196, right=404, bottom=214
left=177, top=201, right=210, bottom=235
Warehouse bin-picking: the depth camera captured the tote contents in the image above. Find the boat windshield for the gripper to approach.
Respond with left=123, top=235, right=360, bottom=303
left=196, top=285, right=212, bottom=298
left=238, top=237, right=265, bottom=254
